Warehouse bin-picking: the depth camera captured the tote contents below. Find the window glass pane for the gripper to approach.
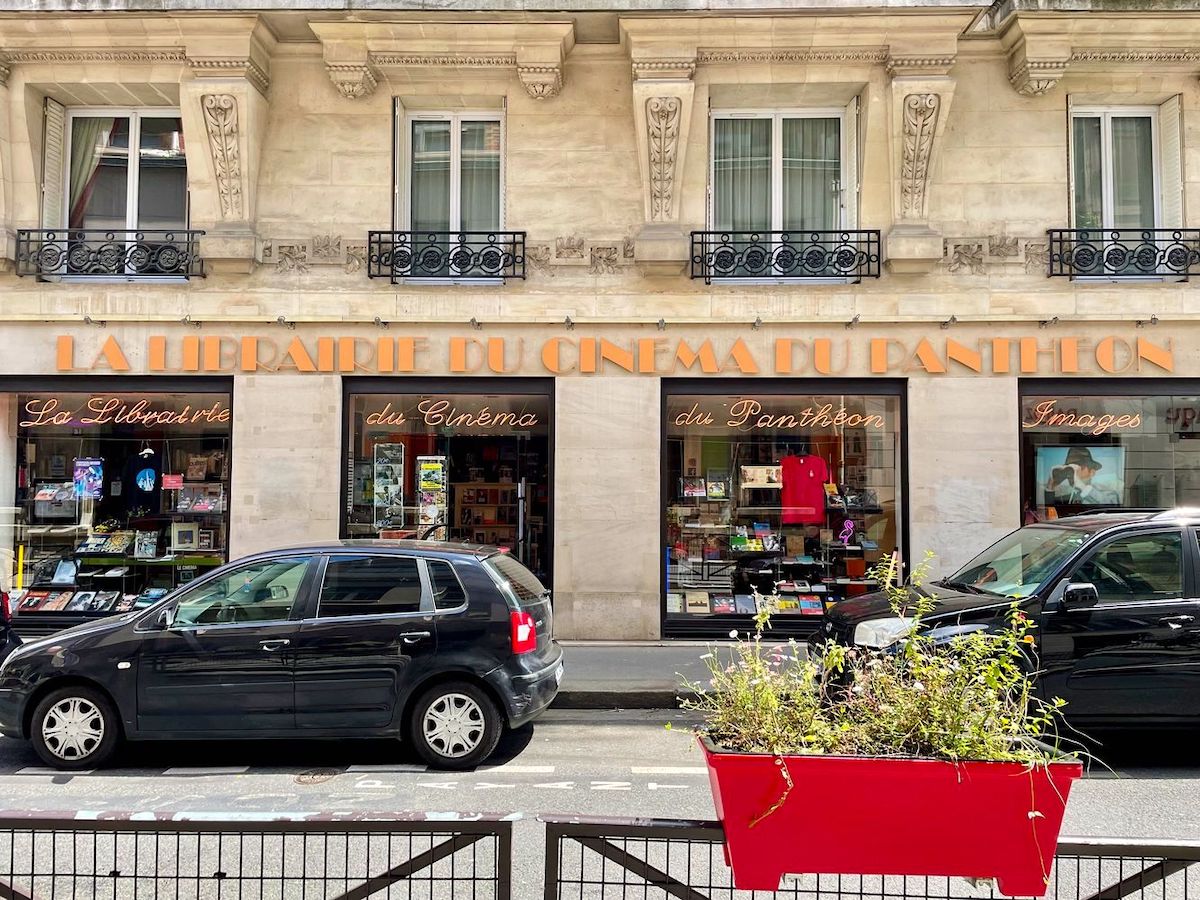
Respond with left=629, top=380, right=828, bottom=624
left=429, top=560, right=467, bottom=609
left=173, top=557, right=309, bottom=626
left=136, top=117, right=187, bottom=230
left=950, top=526, right=1094, bottom=599
left=1072, top=116, right=1104, bottom=230
left=1111, top=115, right=1155, bottom=228
left=713, top=119, right=771, bottom=232
left=411, top=120, right=451, bottom=233
left=487, top=553, right=546, bottom=601
left=782, top=117, right=840, bottom=231
left=319, top=556, right=423, bottom=617
left=1072, top=532, right=1182, bottom=605
left=460, top=121, right=500, bottom=231
left=69, top=117, right=129, bottom=230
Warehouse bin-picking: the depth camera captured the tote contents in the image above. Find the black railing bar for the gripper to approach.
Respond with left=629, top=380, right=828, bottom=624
left=543, top=824, right=563, bottom=900
left=1047, top=229, right=1200, bottom=234
left=0, top=814, right=516, bottom=836
left=539, top=817, right=725, bottom=843
left=497, top=813, right=513, bottom=900
left=1058, top=838, right=1200, bottom=861
left=576, top=836, right=713, bottom=900
left=366, top=230, right=525, bottom=237
left=328, top=833, right=486, bottom=900
left=1080, top=859, right=1194, bottom=900
left=0, top=877, right=36, bottom=900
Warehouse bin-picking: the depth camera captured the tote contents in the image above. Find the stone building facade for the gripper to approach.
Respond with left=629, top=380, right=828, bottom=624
left=1, top=0, right=1199, bottom=639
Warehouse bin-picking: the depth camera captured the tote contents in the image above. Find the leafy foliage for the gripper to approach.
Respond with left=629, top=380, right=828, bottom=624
left=683, top=552, right=1068, bottom=765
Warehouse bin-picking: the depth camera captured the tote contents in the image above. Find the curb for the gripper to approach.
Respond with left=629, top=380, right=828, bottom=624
left=551, top=690, right=698, bottom=710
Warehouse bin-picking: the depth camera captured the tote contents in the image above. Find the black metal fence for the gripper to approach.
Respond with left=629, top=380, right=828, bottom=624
left=16, top=230, right=206, bottom=279
left=367, top=231, right=526, bottom=281
left=690, top=231, right=881, bottom=283
left=544, top=817, right=1200, bottom=900
left=1047, top=229, right=1200, bottom=278
left=0, top=811, right=511, bottom=900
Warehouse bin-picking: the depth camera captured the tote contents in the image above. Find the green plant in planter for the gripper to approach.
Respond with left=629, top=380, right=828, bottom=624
left=682, top=551, right=1070, bottom=765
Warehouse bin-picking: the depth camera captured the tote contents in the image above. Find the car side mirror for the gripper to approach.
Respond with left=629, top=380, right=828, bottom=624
left=1062, top=582, right=1100, bottom=610
left=154, top=606, right=176, bottom=630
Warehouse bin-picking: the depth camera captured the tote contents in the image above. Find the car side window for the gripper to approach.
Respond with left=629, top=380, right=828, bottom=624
left=318, top=555, right=423, bottom=618
left=428, top=560, right=468, bottom=610
left=173, top=556, right=312, bottom=627
left=1070, top=531, right=1183, bottom=605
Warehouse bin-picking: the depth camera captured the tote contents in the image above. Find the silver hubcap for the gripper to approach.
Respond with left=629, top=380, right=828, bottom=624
left=423, top=693, right=486, bottom=759
left=42, top=697, right=105, bottom=761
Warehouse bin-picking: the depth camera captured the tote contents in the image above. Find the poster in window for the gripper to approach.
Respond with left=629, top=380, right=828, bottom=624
left=417, top=455, right=448, bottom=540
left=1035, top=445, right=1126, bottom=506
left=705, top=469, right=729, bottom=501
left=373, top=443, right=405, bottom=529
left=73, top=458, right=103, bottom=500
left=681, top=476, right=706, bottom=498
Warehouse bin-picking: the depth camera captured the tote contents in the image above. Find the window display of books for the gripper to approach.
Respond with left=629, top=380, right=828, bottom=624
left=176, top=484, right=226, bottom=514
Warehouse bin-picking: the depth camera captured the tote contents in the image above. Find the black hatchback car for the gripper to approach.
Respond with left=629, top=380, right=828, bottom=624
left=823, top=509, right=1200, bottom=728
left=0, top=541, right=563, bottom=770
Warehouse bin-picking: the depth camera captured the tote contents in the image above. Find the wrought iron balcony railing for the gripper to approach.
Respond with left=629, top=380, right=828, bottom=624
left=16, top=229, right=205, bottom=279
left=691, top=230, right=881, bottom=284
left=1047, top=229, right=1200, bottom=278
left=368, top=231, right=526, bottom=282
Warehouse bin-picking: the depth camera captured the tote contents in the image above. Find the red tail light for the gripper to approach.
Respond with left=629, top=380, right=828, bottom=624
left=510, top=610, right=536, bottom=655
left=0, top=592, right=10, bottom=625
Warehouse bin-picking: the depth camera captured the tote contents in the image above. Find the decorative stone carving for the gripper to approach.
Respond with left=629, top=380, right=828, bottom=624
left=276, top=244, right=308, bottom=274
left=1008, top=59, right=1066, bottom=96
left=555, top=235, right=585, bottom=259
left=589, top=246, right=619, bottom=275
left=201, top=94, right=242, bottom=220
left=900, top=93, right=940, bottom=220
left=311, top=234, right=342, bottom=263
left=886, top=55, right=957, bottom=78
left=990, top=235, right=1019, bottom=258
left=623, top=237, right=636, bottom=260
left=1070, top=48, right=1200, bottom=64
left=370, top=53, right=517, bottom=68
left=326, top=63, right=377, bottom=100
left=697, top=48, right=887, bottom=65
left=0, top=62, right=9, bottom=87
left=188, top=57, right=270, bottom=95
left=3, top=48, right=185, bottom=64
left=1025, top=242, right=1050, bottom=275
left=646, top=97, right=682, bottom=223
left=527, top=244, right=554, bottom=275
left=632, top=59, right=697, bottom=80
left=344, top=243, right=367, bottom=275
left=517, top=65, right=563, bottom=100
left=945, top=240, right=985, bottom=275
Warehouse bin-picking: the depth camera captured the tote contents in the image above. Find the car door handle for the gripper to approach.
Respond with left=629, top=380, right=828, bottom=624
left=259, top=639, right=291, bottom=651
left=399, top=631, right=431, bottom=644
left=1160, top=615, right=1195, bottom=624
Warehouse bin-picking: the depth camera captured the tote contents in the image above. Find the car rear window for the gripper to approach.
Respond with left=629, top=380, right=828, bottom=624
left=428, top=560, right=468, bottom=609
left=486, top=553, right=546, bottom=602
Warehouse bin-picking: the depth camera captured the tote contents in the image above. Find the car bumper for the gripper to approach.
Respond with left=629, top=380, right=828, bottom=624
left=0, top=688, right=24, bottom=739
left=500, top=647, right=563, bottom=728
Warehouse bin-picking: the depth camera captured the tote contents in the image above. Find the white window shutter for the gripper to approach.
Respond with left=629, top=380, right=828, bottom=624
left=1159, top=94, right=1184, bottom=228
left=842, top=95, right=859, bottom=228
left=1066, top=96, right=1077, bottom=227
left=41, top=98, right=66, bottom=230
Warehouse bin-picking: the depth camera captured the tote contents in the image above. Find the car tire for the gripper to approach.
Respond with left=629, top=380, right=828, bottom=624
left=30, top=685, right=120, bottom=770
left=408, top=681, right=503, bottom=770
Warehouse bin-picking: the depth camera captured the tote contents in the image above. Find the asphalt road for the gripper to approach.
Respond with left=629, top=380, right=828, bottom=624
left=1, top=711, right=1199, bottom=899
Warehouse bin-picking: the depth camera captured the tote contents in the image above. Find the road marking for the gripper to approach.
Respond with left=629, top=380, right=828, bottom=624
left=417, top=781, right=458, bottom=790
left=534, top=781, right=575, bottom=790
left=163, top=766, right=250, bottom=776
left=474, top=782, right=516, bottom=790
left=16, top=767, right=92, bottom=776
left=590, top=781, right=632, bottom=791
left=352, top=778, right=394, bottom=790
left=631, top=766, right=707, bottom=775
left=347, top=764, right=426, bottom=773
left=648, top=783, right=690, bottom=790
left=478, top=764, right=556, bottom=774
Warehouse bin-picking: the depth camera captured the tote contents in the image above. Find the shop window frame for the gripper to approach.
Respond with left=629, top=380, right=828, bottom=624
left=1017, top=376, right=1200, bottom=526
left=659, top=377, right=909, bottom=640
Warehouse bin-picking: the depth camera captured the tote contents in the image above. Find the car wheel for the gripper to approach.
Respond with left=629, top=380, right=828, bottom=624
left=409, top=681, right=502, bottom=770
left=30, top=685, right=119, bottom=770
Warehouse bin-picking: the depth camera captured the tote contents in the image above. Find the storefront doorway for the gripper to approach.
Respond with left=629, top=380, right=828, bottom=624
left=342, top=378, right=553, bottom=584
left=662, top=379, right=906, bottom=638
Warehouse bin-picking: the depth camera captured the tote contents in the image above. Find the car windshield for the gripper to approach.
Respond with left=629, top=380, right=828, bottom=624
left=946, top=525, right=1094, bottom=598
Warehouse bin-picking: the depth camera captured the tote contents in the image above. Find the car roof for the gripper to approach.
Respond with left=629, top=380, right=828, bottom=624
left=240, top=540, right=499, bottom=562
left=1036, top=508, right=1200, bottom=532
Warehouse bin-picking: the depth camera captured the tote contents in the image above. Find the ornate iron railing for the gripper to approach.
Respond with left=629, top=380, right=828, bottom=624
left=691, top=230, right=881, bottom=283
left=16, top=229, right=205, bottom=279
left=368, top=231, right=526, bottom=281
left=1047, top=229, right=1200, bottom=278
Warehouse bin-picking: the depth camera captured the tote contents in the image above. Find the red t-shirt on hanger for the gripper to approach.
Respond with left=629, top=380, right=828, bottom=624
left=781, top=454, right=829, bottom=525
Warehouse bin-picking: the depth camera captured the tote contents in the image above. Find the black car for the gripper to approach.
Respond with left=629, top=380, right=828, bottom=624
left=0, top=541, right=563, bottom=770
left=823, top=509, right=1200, bottom=728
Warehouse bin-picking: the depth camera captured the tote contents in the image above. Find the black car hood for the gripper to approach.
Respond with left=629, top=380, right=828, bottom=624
left=10, top=612, right=136, bottom=656
left=828, top=582, right=1026, bottom=628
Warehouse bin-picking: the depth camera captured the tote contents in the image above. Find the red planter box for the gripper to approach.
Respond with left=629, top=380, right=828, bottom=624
left=700, top=736, right=1082, bottom=897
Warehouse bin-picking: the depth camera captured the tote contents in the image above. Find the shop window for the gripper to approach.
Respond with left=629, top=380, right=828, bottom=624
left=1069, top=531, right=1183, bottom=605
left=318, top=556, right=423, bottom=618
left=664, top=387, right=903, bottom=635
left=343, top=383, right=551, bottom=585
left=4, top=386, right=233, bottom=620
left=1020, top=390, right=1200, bottom=520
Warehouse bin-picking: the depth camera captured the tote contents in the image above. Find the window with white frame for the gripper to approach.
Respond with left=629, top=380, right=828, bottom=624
left=58, top=107, right=188, bottom=233
left=404, top=112, right=503, bottom=235
left=709, top=108, right=855, bottom=235
left=1070, top=101, right=1184, bottom=232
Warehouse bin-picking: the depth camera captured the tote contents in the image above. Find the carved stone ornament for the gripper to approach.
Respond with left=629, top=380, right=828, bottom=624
left=188, top=57, right=270, bottom=95
left=945, top=240, right=985, bottom=275
left=327, top=63, right=378, bottom=100
left=201, top=94, right=243, bottom=219
left=697, top=48, right=887, bottom=65
left=900, top=93, right=940, bottom=220
left=4, top=48, right=185, bottom=64
left=646, top=96, right=682, bottom=222
left=517, top=65, right=563, bottom=100
left=589, top=246, right=619, bottom=275
left=632, top=59, right=697, bottom=81
left=1008, top=59, right=1067, bottom=96
left=0, top=62, right=9, bottom=88
left=886, top=55, right=957, bottom=78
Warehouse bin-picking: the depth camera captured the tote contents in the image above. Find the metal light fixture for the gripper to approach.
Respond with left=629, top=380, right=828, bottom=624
left=845, top=314, right=860, bottom=330
left=564, top=316, right=575, bottom=330
left=752, top=316, right=763, bottom=330
left=657, top=318, right=667, bottom=331
left=940, top=315, right=958, bottom=330
left=1038, top=316, right=1059, bottom=329
left=276, top=315, right=295, bottom=330
left=373, top=316, right=389, bottom=329
left=1135, top=315, right=1160, bottom=328
left=180, top=314, right=200, bottom=328
left=469, top=317, right=482, bottom=330
left=83, top=315, right=106, bottom=327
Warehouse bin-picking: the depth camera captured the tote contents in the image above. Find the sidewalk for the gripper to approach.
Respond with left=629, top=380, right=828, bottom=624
left=552, top=641, right=721, bottom=709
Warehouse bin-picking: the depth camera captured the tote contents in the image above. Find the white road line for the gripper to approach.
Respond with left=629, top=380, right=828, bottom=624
left=15, top=767, right=90, bottom=776
left=346, top=764, right=427, bottom=773
left=478, top=764, right=556, bottom=774
left=630, top=766, right=707, bottom=775
left=163, top=766, right=250, bottom=776
left=534, top=781, right=575, bottom=790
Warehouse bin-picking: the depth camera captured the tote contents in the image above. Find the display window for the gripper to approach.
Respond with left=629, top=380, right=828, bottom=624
left=663, top=380, right=905, bottom=636
left=1, top=379, right=233, bottom=621
left=342, top=379, right=552, bottom=584
left=1020, top=380, right=1200, bottom=520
